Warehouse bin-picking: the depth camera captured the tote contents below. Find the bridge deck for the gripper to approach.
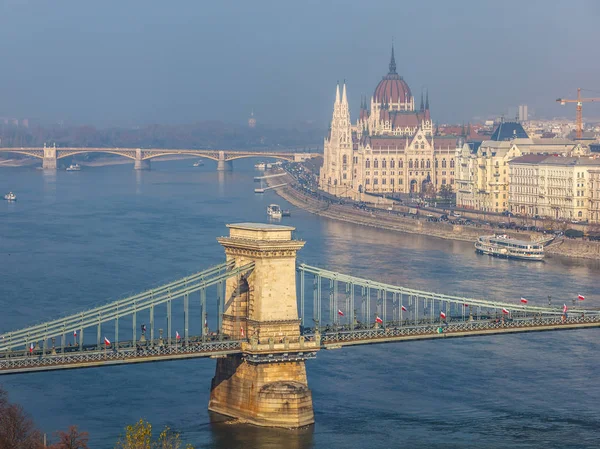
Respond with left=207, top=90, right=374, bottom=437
left=2, top=315, right=599, bottom=375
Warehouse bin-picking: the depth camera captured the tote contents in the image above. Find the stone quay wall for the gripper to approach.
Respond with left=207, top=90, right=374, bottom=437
left=270, top=173, right=600, bottom=261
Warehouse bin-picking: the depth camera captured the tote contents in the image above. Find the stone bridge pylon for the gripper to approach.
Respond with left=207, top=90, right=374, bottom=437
left=209, top=223, right=318, bottom=427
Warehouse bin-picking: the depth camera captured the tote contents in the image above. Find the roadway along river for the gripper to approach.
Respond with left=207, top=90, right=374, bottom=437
left=1, top=159, right=599, bottom=449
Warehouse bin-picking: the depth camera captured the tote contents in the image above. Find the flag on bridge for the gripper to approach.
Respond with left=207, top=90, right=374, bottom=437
left=578, top=295, right=585, bottom=301
left=337, top=309, right=344, bottom=316
left=520, top=298, right=528, bottom=304
left=240, top=326, right=245, bottom=337
left=73, top=330, right=77, bottom=338
left=401, top=305, right=407, bottom=312
left=563, top=304, right=568, bottom=314
left=176, top=331, right=181, bottom=341
left=375, top=316, right=383, bottom=324
left=29, top=343, right=34, bottom=353
left=502, top=308, right=510, bottom=315
left=104, top=337, right=111, bottom=346
left=463, top=303, right=469, bottom=308
left=440, top=311, right=446, bottom=319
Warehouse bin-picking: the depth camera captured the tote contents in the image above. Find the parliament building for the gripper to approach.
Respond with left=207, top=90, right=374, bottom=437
left=319, top=46, right=460, bottom=197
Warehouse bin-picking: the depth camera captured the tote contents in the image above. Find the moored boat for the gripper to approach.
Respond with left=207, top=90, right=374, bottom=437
left=66, top=163, right=81, bottom=171
left=267, top=203, right=282, bottom=219
left=193, top=160, right=204, bottom=167
left=3, top=192, right=16, bottom=201
left=475, top=234, right=544, bottom=261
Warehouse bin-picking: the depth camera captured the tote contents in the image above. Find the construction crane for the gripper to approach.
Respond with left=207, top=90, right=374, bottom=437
left=556, top=88, right=600, bottom=139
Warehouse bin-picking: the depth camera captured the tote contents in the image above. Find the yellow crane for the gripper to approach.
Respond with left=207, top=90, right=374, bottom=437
left=556, top=88, right=600, bottom=139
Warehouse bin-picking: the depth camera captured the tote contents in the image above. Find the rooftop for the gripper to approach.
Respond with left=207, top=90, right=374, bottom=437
left=227, top=223, right=296, bottom=231
left=490, top=121, right=529, bottom=141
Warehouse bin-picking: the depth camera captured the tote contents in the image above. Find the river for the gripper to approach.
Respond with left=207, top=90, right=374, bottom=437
left=1, top=159, right=599, bottom=448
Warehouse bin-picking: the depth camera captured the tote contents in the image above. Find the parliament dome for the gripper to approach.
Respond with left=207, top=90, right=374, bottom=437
left=373, top=46, right=412, bottom=104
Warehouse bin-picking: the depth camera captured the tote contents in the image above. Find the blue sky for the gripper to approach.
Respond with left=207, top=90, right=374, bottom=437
left=1, top=0, right=599, bottom=126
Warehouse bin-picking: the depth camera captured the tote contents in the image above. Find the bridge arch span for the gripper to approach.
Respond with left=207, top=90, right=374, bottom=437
left=0, top=149, right=44, bottom=159
left=57, top=150, right=137, bottom=160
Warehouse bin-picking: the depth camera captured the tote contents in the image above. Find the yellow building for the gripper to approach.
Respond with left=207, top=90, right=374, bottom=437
left=588, top=169, right=600, bottom=224
left=509, top=155, right=600, bottom=221
left=456, top=121, right=585, bottom=213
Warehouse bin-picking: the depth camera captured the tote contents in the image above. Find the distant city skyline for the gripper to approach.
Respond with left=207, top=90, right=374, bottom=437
left=1, top=0, right=600, bottom=127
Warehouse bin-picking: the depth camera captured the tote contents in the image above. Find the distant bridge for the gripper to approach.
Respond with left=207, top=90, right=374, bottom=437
left=0, top=145, right=320, bottom=170
left=0, top=223, right=597, bottom=428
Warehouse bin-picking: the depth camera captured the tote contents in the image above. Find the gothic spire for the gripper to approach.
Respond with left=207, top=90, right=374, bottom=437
left=389, top=43, right=397, bottom=74
left=335, top=81, right=340, bottom=104
left=341, top=80, right=347, bottom=104
left=420, top=91, right=424, bottom=111
left=425, top=89, right=430, bottom=110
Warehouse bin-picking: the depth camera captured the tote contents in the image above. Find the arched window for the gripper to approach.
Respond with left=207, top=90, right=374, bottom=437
left=435, top=160, right=438, bottom=168
left=342, top=155, right=347, bottom=164
left=420, top=160, right=425, bottom=169
left=426, top=160, right=431, bottom=169
left=390, top=159, right=395, bottom=169
left=409, top=160, right=413, bottom=169
left=399, top=160, right=403, bottom=168
left=450, top=159, right=455, bottom=168
left=374, top=159, right=379, bottom=169
left=366, top=159, right=371, bottom=168
left=442, top=159, right=447, bottom=168
left=420, top=144, right=425, bottom=149
left=382, top=159, right=387, bottom=169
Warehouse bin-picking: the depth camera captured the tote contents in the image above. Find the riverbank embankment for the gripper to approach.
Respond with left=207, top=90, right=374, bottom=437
left=270, top=173, right=600, bottom=261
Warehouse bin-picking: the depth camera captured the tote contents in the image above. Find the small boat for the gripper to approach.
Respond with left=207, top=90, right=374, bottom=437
left=282, top=209, right=291, bottom=217
left=255, top=162, right=266, bottom=170
left=193, top=160, right=204, bottom=167
left=4, top=192, right=16, bottom=201
left=66, top=163, right=81, bottom=171
left=267, top=204, right=282, bottom=219
left=475, top=234, right=544, bottom=261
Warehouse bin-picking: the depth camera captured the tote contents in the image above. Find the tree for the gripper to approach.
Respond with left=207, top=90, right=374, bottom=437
left=48, top=426, right=89, bottom=449
left=439, top=184, right=454, bottom=202
left=0, top=402, right=44, bottom=449
left=114, top=419, right=194, bottom=449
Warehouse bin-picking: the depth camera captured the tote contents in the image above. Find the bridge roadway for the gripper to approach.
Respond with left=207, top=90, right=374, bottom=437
left=0, top=145, right=320, bottom=170
left=1, top=314, right=599, bottom=375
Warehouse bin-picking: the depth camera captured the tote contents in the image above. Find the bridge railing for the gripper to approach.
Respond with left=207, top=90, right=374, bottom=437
left=296, top=264, right=600, bottom=332
left=0, top=261, right=255, bottom=354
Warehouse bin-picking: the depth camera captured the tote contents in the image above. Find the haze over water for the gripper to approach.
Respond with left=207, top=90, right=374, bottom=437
left=1, top=160, right=599, bottom=448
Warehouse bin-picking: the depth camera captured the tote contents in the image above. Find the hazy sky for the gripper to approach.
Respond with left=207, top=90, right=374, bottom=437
left=1, top=0, right=600, bottom=127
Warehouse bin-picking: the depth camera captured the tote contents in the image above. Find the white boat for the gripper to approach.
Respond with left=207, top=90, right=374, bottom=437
left=255, top=162, right=266, bottom=170
left=193, top=160, right=204, bottom=167
left=475, top=234, right=544, bottom=261
left=66, top=163, right=81, bottom=171
left=4, top=192, right=16, bottom=201
left=267, top=204, right=282, bottom=219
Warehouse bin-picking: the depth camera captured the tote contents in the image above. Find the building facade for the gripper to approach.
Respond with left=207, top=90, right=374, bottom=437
left=456, top=122, right=585, bottom=213
left=508, top=155, right=600, bottom=221
left=590, top=169, right=600, bottom=224
left=319, top=47, right=461, bottom=198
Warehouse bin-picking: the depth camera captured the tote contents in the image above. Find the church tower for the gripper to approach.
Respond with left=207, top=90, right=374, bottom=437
left=319, top=82, right=353, bottom=195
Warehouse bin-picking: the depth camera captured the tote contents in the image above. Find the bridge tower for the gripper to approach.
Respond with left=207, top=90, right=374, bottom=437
left=134, top=149, right=151, bottom=170
left=216, top=151, right=233, bottom=171
left=209, top=223, right=317, bottom=428
left=42, top=143, right=57, bottom=170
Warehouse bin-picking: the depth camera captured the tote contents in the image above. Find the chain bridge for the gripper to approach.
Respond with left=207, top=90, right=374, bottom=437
left=0, top=144, right=319, bottom=170
left=1, top=223, right=598, bottom=428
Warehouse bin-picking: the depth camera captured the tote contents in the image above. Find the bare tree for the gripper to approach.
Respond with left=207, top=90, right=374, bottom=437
left=48, top=426, right=89, bottom=449
left=0, top=402, right=44, bottom=449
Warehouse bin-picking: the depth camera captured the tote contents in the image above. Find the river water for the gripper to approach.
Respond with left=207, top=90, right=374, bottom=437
left=1, top=159, right=599, bottom=448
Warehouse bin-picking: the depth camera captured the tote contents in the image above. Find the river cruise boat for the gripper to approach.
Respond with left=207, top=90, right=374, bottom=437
left=193, top=160, right=204, bottom=167
left=255, top=162, right=266, bottom=170
left=475, top=234, right=544, bottom=261
left=4, top=192, right=16, bottom=201
left=66, top=163, right=81, bottom=171
left=267, top=204, right=282, bottom=219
